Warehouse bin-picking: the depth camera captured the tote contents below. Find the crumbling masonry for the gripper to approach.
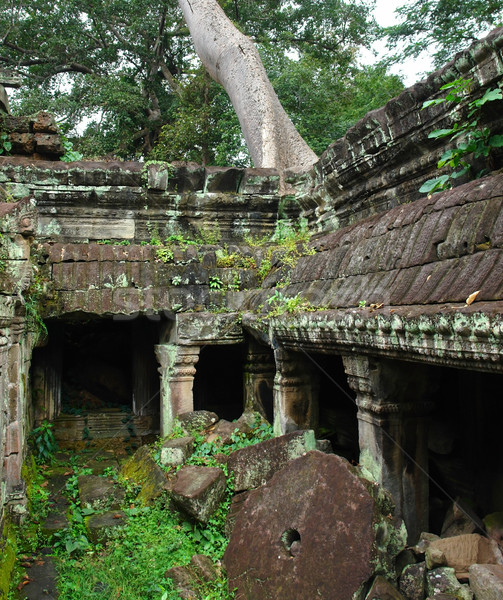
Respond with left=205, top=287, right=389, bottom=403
left=1, top=28, right=503, bottom=548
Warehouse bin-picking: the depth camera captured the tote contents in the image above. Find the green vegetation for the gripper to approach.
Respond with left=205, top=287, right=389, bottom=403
left=10, top=418, right=274, bottom=599
left=386, top=0, right=503, bottom=69
left=0, top=131, right=12, bottom=155
left=420, top=78, right=503, bottom=194
left=265, top=290, right=317, bottom=318
left=2, top=0, right=403, bottom=162
left=28, top=420, right=58, bottom=464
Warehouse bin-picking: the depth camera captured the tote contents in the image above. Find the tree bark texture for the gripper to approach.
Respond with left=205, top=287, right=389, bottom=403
left=177, top=0, right=318, bottom=171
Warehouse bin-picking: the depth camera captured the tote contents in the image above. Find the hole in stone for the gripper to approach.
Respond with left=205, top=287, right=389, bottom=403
left=281, top=528, right=301, bottom=556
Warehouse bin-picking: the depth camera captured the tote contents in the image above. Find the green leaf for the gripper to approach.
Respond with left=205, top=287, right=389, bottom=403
left=489, top=135, right=503, bottom=148
left=428, top=128, right=455, bottom=139
left=419, top=175, right=450, bottom=194
left=422, top=99, right=444, bottom=109
left=478, top=88, right=503, bottom=105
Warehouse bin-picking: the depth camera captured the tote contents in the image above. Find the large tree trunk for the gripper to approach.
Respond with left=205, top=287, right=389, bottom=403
left=177, top=0, right=318, bottom=171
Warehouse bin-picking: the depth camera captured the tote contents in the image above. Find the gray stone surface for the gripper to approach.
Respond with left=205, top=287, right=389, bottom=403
left=86, top=510, right=127, bottom=544
left=366, top=576, right=405, bottom=600
left=426, top=567, right=473, bottom=600
left=170, top=465, right=226, bottom=523
left=468, top=564, right=503, bottom=600
left=177, top=411, right=219, bottom=433
left=399, top=561, right=426, bottom=600
left=160, top=436, right=194, bottom=467
left=78, top=475, right=125, bottom=510
left=227, top=429, right=317, bottom=492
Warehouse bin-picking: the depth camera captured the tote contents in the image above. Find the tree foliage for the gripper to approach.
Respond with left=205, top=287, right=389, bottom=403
left=0, top=0, right=404, bottom=163
left=386, top=0, right=503, bottom=68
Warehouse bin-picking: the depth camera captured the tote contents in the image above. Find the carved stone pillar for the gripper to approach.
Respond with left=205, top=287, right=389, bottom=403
left=155, top=344, right=200, bottom=436
left=273, top=348, right=319, bottom=436
left=243, top=340, right=275, bottom=423
left=342, top=354, right=434, bottom=543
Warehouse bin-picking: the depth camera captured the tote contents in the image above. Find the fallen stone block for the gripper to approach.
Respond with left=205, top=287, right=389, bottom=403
left=366, top=575, right=405, bottom=599
left=224, top=451, right=406, bottom=600
left=227, top=429, right=317, bottom=492
left=177, top=410, right=219, bottom=433
left=78, top=475, right=125, bottom=510
left=484, top=512, right=503, bottom=548
left=120, top=445, right=168, bottom=505
left=441, top=501, right=483, bottom=538
left=170, top=465, right=226, bottom=524
left=165, top=554, right=221, bottom=599
left=426, top=567, right=473, bottom=600
left=86, top=510, right=126, bottom=544
left=426, top=533, right=503, bottom=579
left=399, top=561, right=426, bottom=600
left=468, top=564, right=503, bottom=600
left=160, top=436, right=194, bottom=467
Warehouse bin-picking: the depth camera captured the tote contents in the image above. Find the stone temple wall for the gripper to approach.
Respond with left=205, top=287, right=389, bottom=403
left=0, top=28, right=502, bottom=546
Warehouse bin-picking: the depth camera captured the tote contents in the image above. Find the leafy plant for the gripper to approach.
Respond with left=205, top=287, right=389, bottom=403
left=0, top=132, right=12, bottom=155
left=156, top=247, right=174, bottom=263
left=265, top=290, right=315, bottom=317
left=28, top=420, right=58, bottom=464
left=209, top=275, right=223, bottom=290
left=420, top=79, right=503, bottom=194
left=60, top=133, right=84, bottom=162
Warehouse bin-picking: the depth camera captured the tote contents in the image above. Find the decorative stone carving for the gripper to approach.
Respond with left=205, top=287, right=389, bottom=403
left=155, top=343, right=200, bottom=435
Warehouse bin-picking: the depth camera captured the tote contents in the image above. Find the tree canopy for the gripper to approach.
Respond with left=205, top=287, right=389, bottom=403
left=0, top=0, right=406, bottom=164
left=386, top=0, right=503, bottom=68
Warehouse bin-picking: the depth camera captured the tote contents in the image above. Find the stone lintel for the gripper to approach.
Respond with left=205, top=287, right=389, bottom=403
left=173, top=312, right=244, bottom=345
left=269, top=305, right=503, bottom=374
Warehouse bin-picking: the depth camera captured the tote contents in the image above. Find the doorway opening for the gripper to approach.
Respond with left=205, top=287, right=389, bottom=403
left=193, top=344, right=244, bottom=421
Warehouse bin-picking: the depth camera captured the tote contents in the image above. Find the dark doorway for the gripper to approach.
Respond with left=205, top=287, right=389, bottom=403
left=309, top=353, right=359, bottom=462
left=193, top=344, right=244, bottom=421
left=427, top=365, right=503, bottom=534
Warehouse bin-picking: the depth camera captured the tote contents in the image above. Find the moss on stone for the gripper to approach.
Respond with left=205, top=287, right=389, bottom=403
left=0, top=518, right=18, bottom=598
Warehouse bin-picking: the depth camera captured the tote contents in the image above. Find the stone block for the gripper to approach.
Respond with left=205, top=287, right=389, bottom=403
left=164, top=555, right=220, bottom=600
left=34, top=132, right=64, bottom=155
left=366, top=576, right=405, bottom=599
left=399, top=561, right=426, bottom=600
left=239, top=168, right=280, bottom=195
left=177, top=410, right=219, bottom=433
left=206, top=418, right=250, bottom=446
left=120, top=445, right=168, bottom=505
left=224, top=451, right=406, bottom=600
left=468, top=564, right=503, bottom=600
left=160, top=436, right=194, bottom=467
left=227, top=429, right=317, bottom=492
left=5, top=420, right=20, bottom=455
left=170, top=465, right=226, bottom=524
left=86, top=510, right=126, bottom=544
left=9, top=132, right=35, bottom=154
left=426, top=534, right=503, bottom=579
left=78, top=475, right=125, bottom=510
left=32, top=111, right=59, bottom=133
left=426, top=567, right=473, bottom=600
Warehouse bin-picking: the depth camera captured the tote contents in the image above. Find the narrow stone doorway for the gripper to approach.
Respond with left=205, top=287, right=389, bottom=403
left=427, top=365, right=503, bottom=534
left=193, top=344, right=245, bottom=421
left=31, top=317, right=160, bottom=441
left=311, top=353, right=359, bottom=462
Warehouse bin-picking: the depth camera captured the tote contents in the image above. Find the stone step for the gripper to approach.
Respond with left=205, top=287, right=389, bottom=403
left=52, top=410, right=156, bottom=441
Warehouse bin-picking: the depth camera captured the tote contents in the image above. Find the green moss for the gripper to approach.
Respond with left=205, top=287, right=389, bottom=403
left=0, top=518, right=18, bottom=599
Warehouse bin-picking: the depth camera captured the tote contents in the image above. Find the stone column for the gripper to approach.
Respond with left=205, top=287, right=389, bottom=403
left=273, top=348, right=319, bottom=436
left=155, top=344, right=200, bottom=436
left=243, top=340, right=275, bottom=423
left=342, top=354, right=434, bottom=543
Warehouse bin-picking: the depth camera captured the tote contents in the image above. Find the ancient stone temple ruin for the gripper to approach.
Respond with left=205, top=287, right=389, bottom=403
left=1, top=26, right=503, bottom=594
